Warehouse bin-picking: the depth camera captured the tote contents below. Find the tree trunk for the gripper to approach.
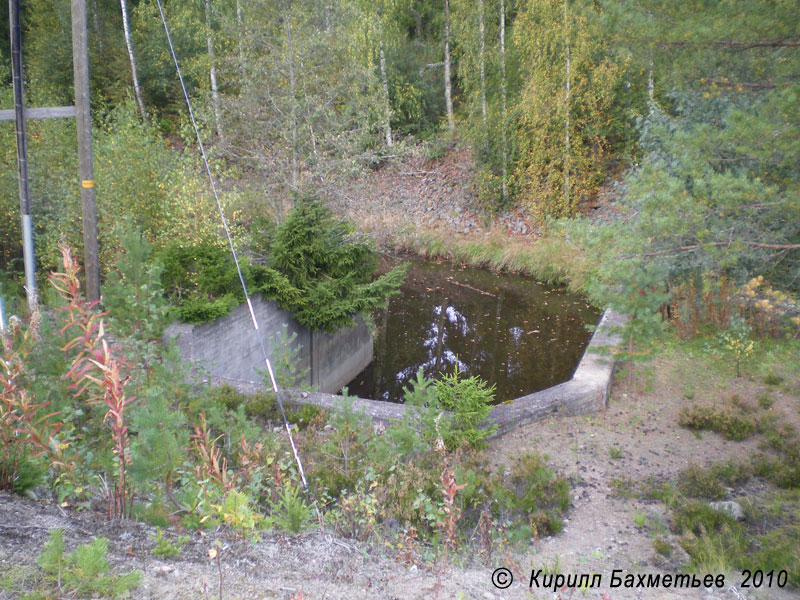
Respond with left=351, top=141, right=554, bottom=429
left=500, top=0, right=508, bottom=202
left=379, top=37, right=393, bottom=147
left=479, top=0, right=487, bottom=151
left=647, top=11, right=655, bottom=114
left=443, top=0, right=455, bottom=135
left=236, top=0, right=245, bottom=74
left=91, top=0, right=103, bottom=53
left=286, top=13, right=298, bottom=187
left=563, top=0, right=570, bottom=209
left=205, top=0, right=225, bottom=144
left=119, top=0, right=146, bottom=120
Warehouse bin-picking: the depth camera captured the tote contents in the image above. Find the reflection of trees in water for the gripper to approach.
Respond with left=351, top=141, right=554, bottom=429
left=348, top=259, right=600, bottom=403
left=392, top=302, right=470, bottom=388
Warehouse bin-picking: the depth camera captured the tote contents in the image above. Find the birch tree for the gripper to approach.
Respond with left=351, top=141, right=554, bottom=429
left=119, top=0, right=147, bottom=119
left=513, top=0, right=620, bottom=217
left=499, top=0, right=508, bottom=202
left=350, top=0, right=409, bottom=148
left=442, top=0, right=455, bottom=134
left=223, top=0, right=384, bottom=206
left=204, top=0, right=225, bottom=143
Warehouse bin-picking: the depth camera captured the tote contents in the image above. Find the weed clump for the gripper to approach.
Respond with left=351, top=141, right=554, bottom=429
left=652, top=537, right=672, bottom=556
left=755, top=417, right=800, bottom=488
left=673, top=501, right=739, bottom=536
left=677, top=404, right=756, bottom=441
left=757, top=393, right=774, bottom=409
left=678, top=465, right=726, bottom=500
left=508, top=454, right=570, bottom=536
left=678, top=461, right=752, bottom=500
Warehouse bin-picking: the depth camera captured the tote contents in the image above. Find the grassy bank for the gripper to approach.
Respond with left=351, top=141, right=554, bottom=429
left=382, top=228, right=593, bottom=295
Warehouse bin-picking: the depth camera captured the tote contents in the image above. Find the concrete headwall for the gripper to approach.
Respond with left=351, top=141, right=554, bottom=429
left=165, top=294, right=373, bottom=394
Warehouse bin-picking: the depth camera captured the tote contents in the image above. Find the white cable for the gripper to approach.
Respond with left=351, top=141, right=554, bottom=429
left=154, top=0, right=308, bottom=490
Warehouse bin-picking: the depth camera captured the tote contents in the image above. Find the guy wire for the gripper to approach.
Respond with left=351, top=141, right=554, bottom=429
left=154, top=0, right=310, bottom=492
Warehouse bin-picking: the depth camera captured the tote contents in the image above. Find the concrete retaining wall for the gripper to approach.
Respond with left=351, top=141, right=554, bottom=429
left=165, top=294, right=373, bottom=394
left=230, top=308, right=624, bottom=437
left=488, top=309, right=624, bottom=436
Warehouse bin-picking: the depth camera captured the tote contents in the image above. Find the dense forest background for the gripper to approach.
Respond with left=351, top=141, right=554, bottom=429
left=0, top=0, right=798, bottom=311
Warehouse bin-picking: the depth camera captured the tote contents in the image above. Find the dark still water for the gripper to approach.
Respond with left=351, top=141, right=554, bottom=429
left=345, top=256, right=601, bottom=404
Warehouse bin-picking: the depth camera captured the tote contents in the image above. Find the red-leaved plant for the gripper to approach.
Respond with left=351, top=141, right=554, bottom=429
left=0, top=318, right=71, bottom=489
left=191, top=412, right=237, bottom=495
left=51, top=244, right=135, bottom=519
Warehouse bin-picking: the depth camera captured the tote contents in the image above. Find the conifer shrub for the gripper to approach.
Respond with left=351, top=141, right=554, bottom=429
left=149, top=527, right=189, bottom=559
left=158, top=242, right=244, bottom=324
left=157, top=196, right=406, bottom=333
left=397, top=368, right=497, bottom=452
left=433, top=369, right=497, bottom=450
left=258, top=195, right=407, bottom=332
left=129, top=389, right=188, bottom=501
left=677, top=464, right=726, bottom=500
left=102, top=226, right=171, bottom=341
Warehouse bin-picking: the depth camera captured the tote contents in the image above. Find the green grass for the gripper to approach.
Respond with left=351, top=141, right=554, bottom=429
left=389, top=230, right=592, bottom=294
left=652, top=537, right=672, bottom=556
left=632, top=510, right=647, bottom=528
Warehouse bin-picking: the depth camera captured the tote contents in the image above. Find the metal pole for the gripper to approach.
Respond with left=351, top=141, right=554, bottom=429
left=71, top=0, right=101, bottom=302
left=9, top=0, right=37, bottom=312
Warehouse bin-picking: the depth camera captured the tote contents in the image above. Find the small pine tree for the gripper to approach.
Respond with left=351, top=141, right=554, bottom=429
left=262, top=324, right=309, bottom=389
left=129, top=389, right=188, bottom=501
left=103, top=225, right=171, bottom=341
left=37, top=529, right=142, bottom=598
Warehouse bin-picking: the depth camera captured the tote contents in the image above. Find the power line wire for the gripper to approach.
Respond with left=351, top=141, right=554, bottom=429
left=154, top=0, right=309, bottom=491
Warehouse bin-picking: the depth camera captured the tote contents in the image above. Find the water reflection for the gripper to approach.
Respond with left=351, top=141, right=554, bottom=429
left=346, top=256, right=601, bottom=404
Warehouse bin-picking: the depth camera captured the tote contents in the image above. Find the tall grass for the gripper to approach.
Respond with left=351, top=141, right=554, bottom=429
left=387, top=230, right=593, bottom=295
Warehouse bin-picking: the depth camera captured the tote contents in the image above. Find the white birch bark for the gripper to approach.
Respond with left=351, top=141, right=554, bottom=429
left=479, top=0, right=487, bottom=150
left=236, top=0, right=246, bottom=75
left=91, top=0, right=103, bottom=53
left=443, top=0, right=455, bottom=134
left=379, top=38, right=393, bottom=147
left=500, top=0, right=508, bottom=201
left=286, top=13, right=298, bottom=187
left=564, top=0, right=571, bottom=208
left=119, top=0, right=146, bottom=120
left=205, top=0, right=225, bottom=144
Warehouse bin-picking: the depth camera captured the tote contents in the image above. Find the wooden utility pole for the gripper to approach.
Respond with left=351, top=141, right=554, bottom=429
left=72, top=0, right=101, bottom=302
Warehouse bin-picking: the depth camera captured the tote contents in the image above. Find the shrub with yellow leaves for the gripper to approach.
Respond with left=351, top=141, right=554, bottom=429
left=735, top=276, right=800, bottom=338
